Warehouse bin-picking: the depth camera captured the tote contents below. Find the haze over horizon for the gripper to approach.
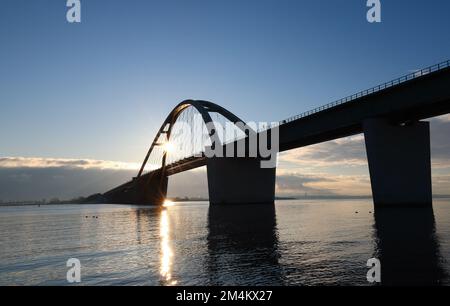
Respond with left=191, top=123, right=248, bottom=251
left=2, top=0, right=450, bottom=201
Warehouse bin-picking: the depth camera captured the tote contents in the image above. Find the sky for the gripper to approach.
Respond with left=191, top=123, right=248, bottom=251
left=1, top=0, right=450, bottom=201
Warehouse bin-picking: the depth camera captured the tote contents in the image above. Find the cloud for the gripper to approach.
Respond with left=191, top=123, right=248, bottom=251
left=0, top=157, right=140, bottom=170
left=278, top=135, right=367, bottom=171
left=430, top=117, right=450, bottom=170
left=0, top=157, right=143, bottom=201
left=167, top=168, right=208, bottom=198
left=432, top=174, right=450, bottom=195
left=275, top=172, right=335, bottom=196
left=434, top=114, right=450, bottom=122
left=303, top=174, right=372, bottom=196
left=0, top=167, right=136, bottom=202
left=278, top=118, right=450, bottom=171
left=275, top=170, right=371, bottom=196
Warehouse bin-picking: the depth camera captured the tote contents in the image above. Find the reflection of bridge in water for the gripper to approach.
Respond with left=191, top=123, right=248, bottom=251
left=206, top=204, right=282, bottom=285
left=99, top=60, right=450, bottom=208
left=373, top=206, right=445, bottom=285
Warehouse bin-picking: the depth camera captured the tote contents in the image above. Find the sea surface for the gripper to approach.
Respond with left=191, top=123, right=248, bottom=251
left=0, top=199, right=449, bottom=286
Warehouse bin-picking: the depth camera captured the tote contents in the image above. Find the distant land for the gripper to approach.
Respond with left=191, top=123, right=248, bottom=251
left=2, top=195, right=450, bottom=207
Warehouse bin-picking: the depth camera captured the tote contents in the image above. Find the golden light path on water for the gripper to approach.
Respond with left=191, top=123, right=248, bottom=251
left=160, top=201, right=177, bottom=285
left=163, top=200, right=175, bottom=207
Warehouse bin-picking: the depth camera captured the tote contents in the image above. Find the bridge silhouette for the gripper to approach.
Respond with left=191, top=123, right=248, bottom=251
left=97, top=60, right=450, bottom=207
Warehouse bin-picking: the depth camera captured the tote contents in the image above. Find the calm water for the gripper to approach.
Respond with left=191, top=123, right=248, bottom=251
left=0, top=199, right=449, bottom=286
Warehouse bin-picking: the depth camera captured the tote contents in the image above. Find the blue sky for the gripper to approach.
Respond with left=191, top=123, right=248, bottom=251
left=2, top=0, right=450, bottom=162
left=1, top=0, right=450, bottom=200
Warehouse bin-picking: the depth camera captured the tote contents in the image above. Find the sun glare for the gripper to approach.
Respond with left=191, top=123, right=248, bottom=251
left=163, top=142, right=175, bottom=153
left=163, top=199, right=175, bottom=207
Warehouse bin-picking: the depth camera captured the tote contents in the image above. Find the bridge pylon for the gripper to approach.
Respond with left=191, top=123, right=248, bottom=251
left=206, top=157, right=277, bottom=205
left=103, top=169, right=168, bottom=205
left=363, top=118, right=432, bottom=207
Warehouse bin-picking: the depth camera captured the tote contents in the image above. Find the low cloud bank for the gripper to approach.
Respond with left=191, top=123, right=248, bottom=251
left=0, top=167, right=135, bottom=202
left=0, top=157, right=139, bottom=170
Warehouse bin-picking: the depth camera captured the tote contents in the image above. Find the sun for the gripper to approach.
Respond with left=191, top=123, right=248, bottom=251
left=162, top=141, right=175, bottom=153
left=163, top=199, right=175, bottom=207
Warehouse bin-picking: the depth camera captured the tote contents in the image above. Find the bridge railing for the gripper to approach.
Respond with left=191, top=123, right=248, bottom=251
left=274, top=59, right=450, bottom=128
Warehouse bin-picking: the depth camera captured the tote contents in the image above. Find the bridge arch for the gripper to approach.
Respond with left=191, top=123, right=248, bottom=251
left=137, top=100, right=254, bottom=177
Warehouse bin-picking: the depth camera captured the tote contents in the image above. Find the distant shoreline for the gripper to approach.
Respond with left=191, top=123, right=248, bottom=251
left=2, top=195, right=450, bottom=207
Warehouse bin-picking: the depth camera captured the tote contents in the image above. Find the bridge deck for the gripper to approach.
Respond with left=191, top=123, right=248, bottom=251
left=278, top=63, right=450, bottom=151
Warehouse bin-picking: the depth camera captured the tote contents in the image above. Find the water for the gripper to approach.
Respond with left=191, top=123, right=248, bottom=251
left=0, top=199, right=449, bottom=286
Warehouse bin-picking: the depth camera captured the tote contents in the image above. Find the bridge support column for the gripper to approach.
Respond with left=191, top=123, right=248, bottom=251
left=363, top=119, right=432, bottom=207
left=206, top=157, right=276, bottom=205
left=137, top=171, right=168, bottom=205
left=104, top=170, right=168, bottom=205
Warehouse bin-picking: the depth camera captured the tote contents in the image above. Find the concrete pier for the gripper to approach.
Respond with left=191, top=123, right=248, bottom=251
left=363, top=119, right=432, bottom=207
left=206, top=157, right=276, bottom=205
left=104, top=170, right=168, bottom=205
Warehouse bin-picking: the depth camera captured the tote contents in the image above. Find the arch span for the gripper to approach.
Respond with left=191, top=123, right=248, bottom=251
left=137, top=99, right=254, bottom=177
left=101, top=99, right=275, bottom=206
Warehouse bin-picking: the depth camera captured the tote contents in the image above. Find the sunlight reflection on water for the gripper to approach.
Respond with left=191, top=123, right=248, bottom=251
left=159, top=209, right=177, bottom=285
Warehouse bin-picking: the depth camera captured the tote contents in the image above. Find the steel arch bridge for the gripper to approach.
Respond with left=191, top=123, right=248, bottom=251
left=102, top=99, right=272, bottom=205
left=136, top=99, right=255, bottom=177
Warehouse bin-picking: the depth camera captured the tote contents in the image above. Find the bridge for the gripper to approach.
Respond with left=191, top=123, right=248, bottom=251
left=99, top=60, right=450, bottom=207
